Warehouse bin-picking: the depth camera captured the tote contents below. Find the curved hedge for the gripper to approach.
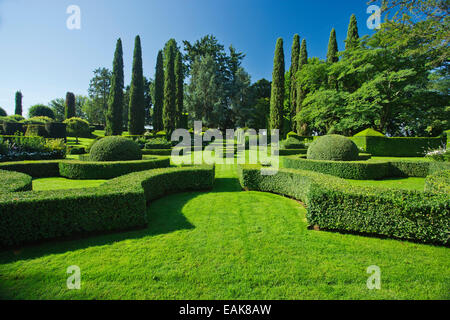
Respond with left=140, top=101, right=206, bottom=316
left=0, top=158, right=170, bottom=179
left=283, top=156, right=450, bottom=180
left=0, top=169, right=32, bottom=193
left=283, top=157, right=389, bottom=179
left=238, top=165, right=449, bottom=245
left=59, top=158, right=170, bottom=179
left=425, top=170, right=450, bottom=194
left=0, top=165, right=215, bottom=247
left=142, top=149, right=174, bottom=156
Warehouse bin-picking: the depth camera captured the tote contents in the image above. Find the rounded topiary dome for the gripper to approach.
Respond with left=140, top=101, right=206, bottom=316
left=89, top=136, right=142, bottom=162
left=307, top=135, right=359, bottom=161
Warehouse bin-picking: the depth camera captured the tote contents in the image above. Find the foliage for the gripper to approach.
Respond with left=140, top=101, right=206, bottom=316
left=65, top=92, right=76, bottom=119
left=425, top=145, right=449, bottom=162
left=0, top=107, right=6, bottom=117
left=59, top=158, right=170, bottom=179
left=15, top=91, right=22, bottom=116
left=86, top=67, right=111, bottom=125
left=153, top=50, right=164, bottom=132
left=163, top=39, right=177, bottom=136
left=280, top=137, right=305, bottom=149
left=0, top=169, right=32, bottom=193
left=354, top=128, right=385, bottom=137
left=425, top=169, right=450, bottom=194
left=307, top=135, right=359, bottom=161
left=28, top=104, right=55, bottom=119
left=0, top=165, right=214, bottom=247
left=64, top=117, right=91, bottom=141
left=326, top=28, right=339, bottom=63
left=0, top=135, right=66, bottom=162
left=345, top=14, right=359, bottom=50
left=128, top=36, right=145, bottom=135
left=289, top=35, right=300, bottom=132
left=89, top=136, right=142, bottom=161
left=145, top=137, right=172, bottom=149
left=295, top=39, right=308, bottom=134
left=175, top=50, right=184, bottom=128
left=21, top=116, right=53, bottom=124
left=238, top=165, right=449, bottom=245
left=106, top=39, right=124, bottom=136
left=270, top=38, right=285, bottom=131
left=49, top=95, right=87, bottom=122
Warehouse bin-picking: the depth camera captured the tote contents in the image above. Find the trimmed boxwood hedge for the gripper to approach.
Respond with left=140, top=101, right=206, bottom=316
left=238, top=165, right=449, bottom=245
left=351, top=136, right=445, bottom=157
left=142, top=149, right=173, bottom=156
left=283, top=156, right=450, bottom=180
left=0, top=158, right=171, bottom=179
left=0, top=160, right=61, bottom=177
left=283, top=157, right=389, bottom=179
left=425, top=170, right=450, bottom=194
left=59, top=158, right=170, bottom=179
left=0, top=169, right=32, bottom=193
left=0, top=165, right=215, bottom=247
left=279, top=149, right=307, bottom=156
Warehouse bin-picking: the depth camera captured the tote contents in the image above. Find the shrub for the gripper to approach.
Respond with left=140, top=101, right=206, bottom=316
left=45, top=122, right=67, bottom=139
left=2, top=122, right=24, bottom=135
left=351, top=135, right=445, bottom=157
left=67, top=146, right=86, bottom=155
left=142, top=149, right=174, bottom=156
left=425, top=170, right=450, bottom=194
left=0, top=165, right=215, bottom=247
left=0, top=161, right=61, bottom=177
left=59, top=158, right=170, bottom=179
left=28, top=104, right=55, bottom=119
left=145, top=137, right=172, bottom=149
left=0, top=169, right=32, bottom=192
left=279, top=149, right=307, bottom=156
left=5, top=115, right=25, bottom=122
left=64, top=117, right=91, bottom=139
left=90, top=136, right=142, bottom=161
left=280, top=137, right=305, bottom=149
left=283, top=156, right=389, bottom=179
left=21, top=116, right=53, bottom=124
left=238, top=165, right=449, bottom=245
left=307, top=135, right=359, bottom=161
left=0, top=107, right=6, bottom=117
left=25, top=124, right=48, bottom=137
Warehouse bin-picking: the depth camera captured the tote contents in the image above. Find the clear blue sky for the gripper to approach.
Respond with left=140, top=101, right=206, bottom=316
left=0, top=0, right=378, bottom=115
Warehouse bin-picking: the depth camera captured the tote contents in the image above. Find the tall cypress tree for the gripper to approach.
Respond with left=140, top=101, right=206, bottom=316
left=106, top=38, right=124, bottom=136
left=345, top=14, right=359, bottom=50
left=153, top=50, right=164, bottom=132
left=296, top=39, right=308, bottom=134
left=327, top=28, right=339, bottom=63
left=65, top=92, right=76, bottom=119
left=15, top=91, right=23, bottom=116
left=163, top=40, right=176, bottom=137
left=289, top=34, right=300, bottom=132
left=269, top=38, right=285, bottom=131
left=128, top=35, right=145, bottom=135
left=174, top=50, right=184, bottom=129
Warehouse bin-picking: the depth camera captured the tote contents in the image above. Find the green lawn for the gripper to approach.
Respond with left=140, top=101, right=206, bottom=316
left=345, top=177, right=426, bottom=191
left=0, top=164, right=448, bottom=300
left=32, top=177, right=107, bottom=191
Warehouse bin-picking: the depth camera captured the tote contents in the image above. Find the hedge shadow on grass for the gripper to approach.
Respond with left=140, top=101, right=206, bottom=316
left=0, top=191, right=202, bottom=264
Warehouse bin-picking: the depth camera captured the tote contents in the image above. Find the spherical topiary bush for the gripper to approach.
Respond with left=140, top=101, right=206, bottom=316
left=89, top=136, right=142, bottom=162
left=307, top=134, right=359, bottom=161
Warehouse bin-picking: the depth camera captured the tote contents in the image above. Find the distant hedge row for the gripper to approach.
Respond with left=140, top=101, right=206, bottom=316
left=0, top=169, right=32, bottom=193
left=0, top=122, right=66, bottom=139
left=0, top=158, right=170, bottom=179
left=351, top=136, right=445, bottom=157
left=238, top=165, right=449, bottom=245
left=0, top=165, right=215, bottom=247
left=283, top=156, right=450, bottom=180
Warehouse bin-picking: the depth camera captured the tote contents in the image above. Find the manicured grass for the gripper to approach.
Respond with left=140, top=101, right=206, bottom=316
left=0, top=164, right=448, bottom=300
left=345, top=177, right=426, bottom=191
left=32, top=177, right=107, bottom=191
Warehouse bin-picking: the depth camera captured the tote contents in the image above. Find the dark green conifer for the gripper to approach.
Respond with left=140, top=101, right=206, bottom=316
left=106, top=38, right=124, bottom=136
left=128, top=35, right=145, bottom=135
left=269, top=38, right=285, bottom=131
